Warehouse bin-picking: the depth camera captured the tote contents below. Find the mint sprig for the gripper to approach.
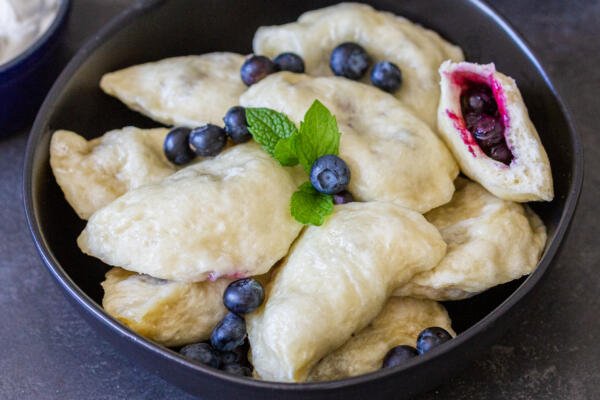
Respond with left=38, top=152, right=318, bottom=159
left=246, top=100, right=343, bottom=226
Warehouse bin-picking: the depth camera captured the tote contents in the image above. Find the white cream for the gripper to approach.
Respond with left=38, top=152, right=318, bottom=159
left=0, top=0, right=59, bottom=66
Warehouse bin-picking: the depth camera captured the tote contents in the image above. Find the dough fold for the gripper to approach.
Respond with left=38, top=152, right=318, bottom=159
left=253, top=2, right=464, bottom=127
left=247, top=202, right=446, bottom=382
left=395, top=178, right=547, bottom=300
left=240, top=72, right=458, bottom=213
left=100, top=53, right=246, bottom=127
left=78, top=142, right=303, bottom=282
left=50, top=127, right=172, bottom=220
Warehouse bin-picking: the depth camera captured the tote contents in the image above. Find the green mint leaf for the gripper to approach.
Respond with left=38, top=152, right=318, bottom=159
left=290, top=182, right=334, bottom=226
left=273, top=135, right=299, bottom=166
left=246, top=107, right=298, bottom=155
left=295, top=100, right=341, bottom=173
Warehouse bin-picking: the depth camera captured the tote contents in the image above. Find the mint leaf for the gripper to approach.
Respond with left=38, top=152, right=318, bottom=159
left=273, top=135, right=298, bottom=166
left=295, top=100, right=341, bottom=172
left=246, top=107, right=298, bottom=156
left=290, top=182, right=334, bottom=226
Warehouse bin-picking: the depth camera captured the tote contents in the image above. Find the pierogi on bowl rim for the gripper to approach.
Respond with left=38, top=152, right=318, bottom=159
left=46, top=1, right=553, bottom=386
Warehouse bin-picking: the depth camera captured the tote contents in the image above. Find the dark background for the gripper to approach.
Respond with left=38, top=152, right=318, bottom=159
left=1, top=0, right=598, bottom=398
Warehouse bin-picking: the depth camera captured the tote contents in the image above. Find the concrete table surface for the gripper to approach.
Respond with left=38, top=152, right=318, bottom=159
left=0, top=0, right=598, bottom=398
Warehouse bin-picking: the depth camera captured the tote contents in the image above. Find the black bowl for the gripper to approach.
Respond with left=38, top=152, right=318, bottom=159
left=23, top=0, right=583, bottom=398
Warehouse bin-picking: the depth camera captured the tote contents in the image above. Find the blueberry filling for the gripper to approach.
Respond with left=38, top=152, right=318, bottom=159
left=460, top=83, right=512, bottom=165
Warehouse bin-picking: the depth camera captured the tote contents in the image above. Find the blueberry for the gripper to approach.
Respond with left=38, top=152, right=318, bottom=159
left=219, top=349, right=243, bottom=366
left=330, top=42, right=371, bottom=80
left=163, top=127, right=194, bottom=165
left=332, top=190, right=354, bottom=205
left=223, top=278, right=265, bottom=315
left=189, top=124, right=227, bottom=157
left=416, top=327, right=452, bottom=355
left=223, top=106, right=251, bottom=143
left=370, top=61, right=403, bottom=93
left=488, top=143, right=513, bottom=165
left=210, top=312, right=247, bottom=352
left=381, top=345, right=418, bottom=368
left=240, top=55, right=277, bottom=86
left=180, top=342, right=220, bottom=369
left=273, top=52, right=305, bottom=73
left=222, top=363, right=252, bottom=377
left=310, top=155, right=351, bottom=195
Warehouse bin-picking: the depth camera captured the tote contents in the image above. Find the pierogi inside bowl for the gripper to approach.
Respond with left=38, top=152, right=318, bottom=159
left=23, top=0, right=582, bottom=399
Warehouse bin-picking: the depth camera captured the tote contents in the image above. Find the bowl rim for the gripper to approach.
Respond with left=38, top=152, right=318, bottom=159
left=0, top=0, right=71, bottom=75
left=22, top=0, right=584, bottom=391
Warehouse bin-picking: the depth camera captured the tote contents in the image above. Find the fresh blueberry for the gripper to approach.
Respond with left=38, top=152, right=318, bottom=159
left=222, top=363, right=252, bottom=377
left=240, top=55, right=277, bottom=86
left=416, top=327, right=452, bottom=355
left=310, top=155, right=351, bottom=195
left=223, top=106, right=252, bottom=143
left=332, top=190, right=354, bottom=205
left=223, top=278, right=265, bottom=315
left=381, top=345, right=418, bottom=368
left=163, top=127, right=194, bottom=165
left=273, top=52, right=305, bottom=73
left=219, top=348, right=244, bottom=366
left=210, top=312, right=247, bottom=352
left=189, top=124, right=227, bottom=157
left=370, top=61, right=403, bottom=93
left=180, top=342, right=221, bottom=369
left=329, top=42, right=371, bottom=80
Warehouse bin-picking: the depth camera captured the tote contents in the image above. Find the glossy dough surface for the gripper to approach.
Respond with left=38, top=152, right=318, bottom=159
left=102, top=268, right=230, bottom=347
left=253, top=2, right=464, bottom=127
left=50, top=127, right=173, bottom=220
left=309, top=297, right=454, bottom=381
left=78, top=142, right=303, bottom=282
left=395, top=178, right=547, bottom=301
left=100, top=53, right=246, bottom=127
left=247, top=202, right=446, bottom=382
left=240, top=72, right=459, bottom=213
left=437, top=61, right=553, bottom=202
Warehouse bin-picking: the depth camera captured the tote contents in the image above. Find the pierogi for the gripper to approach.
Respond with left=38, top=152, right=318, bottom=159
left=252, top=2, right=464, bottom=127
left=78, top=142, right=303, bottom=282
left=100, top=53, right=246, bottom=128
left=247, top=202, right=446, bottom=382
left=240, top=72, right=459, bottom=213
left=437, top=61, right=553, bottom=202
left=50, top=127, right=173, bottom=220
left=309, top=297, right=454, bottom=381
left=395, top=178, right=547, bottom=301
left=102, top=268, right=231, bottom=347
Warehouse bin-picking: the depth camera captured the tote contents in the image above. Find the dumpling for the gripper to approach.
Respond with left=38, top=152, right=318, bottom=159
left=100, top=53, right=246, bottom=127
left=78, top=142, right=303, bottom=282
left=101, top=268, right=231, bottom=347
left=308, top=297, right=454, bottom=381
left=240, top=72, right=459, bottom=213
left=252, top=2, right=464, bottom=127
left=395, top=178, right=547, bottom=301
left=247, top=202, right=446, bottom=382
left=50, top=127, right=173, bottom=220
left=437, top=61, right=553, bottom=202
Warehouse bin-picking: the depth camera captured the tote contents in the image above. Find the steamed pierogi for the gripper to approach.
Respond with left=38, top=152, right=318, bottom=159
left=50, top=127, right=173, bottom=220
left=102, top=268, right=231, bottom=347
left=253, top=2, right=464, bottom=127
left=309, top=297, right=454, bottom=381
left=78, top=142, right=303, bottom=282
left=240, top=73, right=459, bottom=213
left=247, top=202, right=446, bottom=382
left=100, top=52, right=246, bottom=128
left=395, top=178, right=547, bottom=301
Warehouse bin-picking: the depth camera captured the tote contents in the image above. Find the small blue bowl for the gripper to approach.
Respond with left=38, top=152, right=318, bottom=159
left=0, top=0, right=70, bottom=135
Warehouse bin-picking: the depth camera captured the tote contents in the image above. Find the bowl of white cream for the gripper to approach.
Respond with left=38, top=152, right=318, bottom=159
left=0, top=0, right=69, bottom=134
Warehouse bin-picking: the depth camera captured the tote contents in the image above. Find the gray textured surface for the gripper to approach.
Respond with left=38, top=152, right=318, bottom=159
left=0, top=0, right=598, bottom=399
